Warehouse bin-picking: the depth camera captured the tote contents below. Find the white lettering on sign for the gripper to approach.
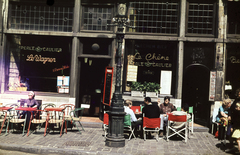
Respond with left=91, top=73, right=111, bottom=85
left=26, top=54, right=56, bottom=64
left=230, top=56, right=240, bottom=63
left=107, top=69, right=112, bottom=73
left=145, top=53, right=169, bottom=61
left=19, top=45, right=62, bottom=52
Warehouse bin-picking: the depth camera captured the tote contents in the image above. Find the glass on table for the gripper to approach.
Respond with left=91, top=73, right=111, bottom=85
left=135, top=109, right=139, bottom=114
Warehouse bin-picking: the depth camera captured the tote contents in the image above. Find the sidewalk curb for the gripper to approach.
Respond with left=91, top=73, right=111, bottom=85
left=0, top=143, right=128, bottom=155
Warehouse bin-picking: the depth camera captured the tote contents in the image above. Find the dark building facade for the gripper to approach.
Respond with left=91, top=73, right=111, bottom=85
left=0, top=0, right=239, bottom=127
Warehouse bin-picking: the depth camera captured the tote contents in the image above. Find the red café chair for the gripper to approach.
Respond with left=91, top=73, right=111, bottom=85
left=166, top=113, right=188, bottom=143
left=143, top=114, right=161, bottom=141
left=103, top=113, right=109, bottom=137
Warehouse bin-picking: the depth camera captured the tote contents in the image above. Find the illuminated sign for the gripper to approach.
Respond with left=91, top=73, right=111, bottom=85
left=26, top=54, right=56, bottom=64
left=53, top=65, right=70, bottom=72
left=19, top=45, right=62, bottom=52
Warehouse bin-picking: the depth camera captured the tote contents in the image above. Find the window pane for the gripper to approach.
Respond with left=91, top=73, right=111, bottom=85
left=82, top=6, right=112, bottom=31
left=9, top=2, right=74, bottom=32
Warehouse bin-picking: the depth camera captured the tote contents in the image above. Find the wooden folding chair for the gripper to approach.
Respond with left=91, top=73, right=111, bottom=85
left=166, top=114, right=188, bottom=143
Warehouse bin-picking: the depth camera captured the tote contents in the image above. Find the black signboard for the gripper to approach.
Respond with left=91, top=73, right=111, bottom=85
left=103, top=66, right=114, bottom=106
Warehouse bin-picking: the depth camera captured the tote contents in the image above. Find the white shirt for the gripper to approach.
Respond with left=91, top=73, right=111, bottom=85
left=124, top=106, right=137, bottom=122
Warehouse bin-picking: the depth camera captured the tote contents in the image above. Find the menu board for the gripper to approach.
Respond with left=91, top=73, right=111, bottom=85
left=160, top=70, right=172, bottom=95
left=127, top=65, right=138, bottom=82
left=57, top=76, right=69, bottom=93
left=103, top=67, right=114, bottom=106
left=209, top=71, right=216, bottom=101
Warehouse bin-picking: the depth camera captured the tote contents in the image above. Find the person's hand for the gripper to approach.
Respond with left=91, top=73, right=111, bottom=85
left=228, top=116, right=231, bottom=121
left=231, top=128, right=233, bottom=132
left=164, top=114, right=167, bottom=117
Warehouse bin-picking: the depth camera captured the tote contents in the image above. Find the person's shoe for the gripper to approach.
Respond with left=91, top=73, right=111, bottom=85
left=147, top=132, right=153, bottom=139
left=225, top=147, right=236, bottom=153
left=159, top=131, right=164, bottom=137
left=234, top=151, right=240, bottom=154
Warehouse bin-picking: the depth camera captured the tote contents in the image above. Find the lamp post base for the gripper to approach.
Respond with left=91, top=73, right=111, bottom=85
left=105, top=136, right=125, bottom=147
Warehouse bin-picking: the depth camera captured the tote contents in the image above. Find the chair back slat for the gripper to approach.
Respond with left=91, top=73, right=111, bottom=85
left=177, top=107, right=181, bottom=111
left=103, top=113, right=109, bottom=125
left=59, top=104, right=75, bottom=117
left=143, top=117, right=160, bottom=128
left=188, top=106, right=193, bottom=113
left=168, top=114, right=187, bottom=122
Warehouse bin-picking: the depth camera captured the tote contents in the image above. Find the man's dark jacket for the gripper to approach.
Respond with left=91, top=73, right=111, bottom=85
left=142, top=103, right=160, bottom=118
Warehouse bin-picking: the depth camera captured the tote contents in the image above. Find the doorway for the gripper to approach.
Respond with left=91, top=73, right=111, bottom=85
left=79, top=58, right=110, bottom=117
left=182, top=64, right=210, bottom=126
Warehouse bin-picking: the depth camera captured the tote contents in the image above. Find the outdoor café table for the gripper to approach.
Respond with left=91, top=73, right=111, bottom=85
left=134, top=111, right=142, bottom=119
left=0, top=107, right=13, bottom=135
left=44, top=107, right=67, bottom=137
left=15, top=107, right=37, bottom=136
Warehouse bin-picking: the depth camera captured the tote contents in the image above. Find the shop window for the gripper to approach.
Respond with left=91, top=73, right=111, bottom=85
left=225, top=44, right=240, bottom=99
left=127, top=1, right=179, bottom=34
left=8, top=1, right=74, bottom=32
left=82, top=6, right=113, bottom=31
left=227, top=1, right=240, bottom=36
left=124, top=40, right=176, bottom=95
left=8, top=35, right=71, bottom=92
left=186, top=0, right=216, bottom=36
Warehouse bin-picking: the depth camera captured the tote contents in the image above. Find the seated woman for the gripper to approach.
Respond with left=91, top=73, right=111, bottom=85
left=20, top=91, right=41, bottom=129
left=216, top=99, right=231, bottom=141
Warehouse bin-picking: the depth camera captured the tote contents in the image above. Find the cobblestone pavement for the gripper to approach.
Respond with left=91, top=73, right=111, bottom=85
left=0, top=125, right=238, bottom=155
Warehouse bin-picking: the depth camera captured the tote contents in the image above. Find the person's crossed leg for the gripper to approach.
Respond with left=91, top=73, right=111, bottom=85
left=159, top=114, right=168, bottom=137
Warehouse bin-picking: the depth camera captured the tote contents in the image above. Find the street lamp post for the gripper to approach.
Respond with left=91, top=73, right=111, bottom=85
left=105, top=1, right=130, bottom=147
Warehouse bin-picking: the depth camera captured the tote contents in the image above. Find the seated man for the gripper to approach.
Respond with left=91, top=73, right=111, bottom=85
left=159, top=96, right=176, bottom=136
left=124, top=100, right=142, bottom=130
left=142, top=97, right=160, bottom=118
left=142, top=97, right=160, bottom=138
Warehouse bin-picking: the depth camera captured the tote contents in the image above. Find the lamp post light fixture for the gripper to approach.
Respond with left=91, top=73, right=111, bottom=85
left=105, top=0, right=131, bottom=147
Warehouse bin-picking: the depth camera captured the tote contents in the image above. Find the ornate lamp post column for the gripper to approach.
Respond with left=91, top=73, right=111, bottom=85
left=105, top=1, right=130, bottom=147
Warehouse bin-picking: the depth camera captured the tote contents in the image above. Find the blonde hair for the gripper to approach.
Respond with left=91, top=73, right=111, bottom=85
left=124, top=100, right=132, bottom=106
left=236, top=102, right=240, bottom=108
left=222, top=99, right=231, bottom=108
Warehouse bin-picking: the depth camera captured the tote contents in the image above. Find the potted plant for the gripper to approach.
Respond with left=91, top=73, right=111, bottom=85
left=143, top=81, right=160, bottom=98
left=130, top=82, right=144, bottom=97
left=130, top=81, right=160, bottom=97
